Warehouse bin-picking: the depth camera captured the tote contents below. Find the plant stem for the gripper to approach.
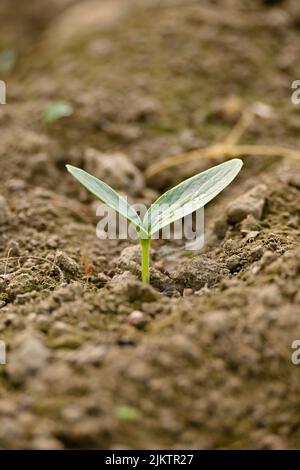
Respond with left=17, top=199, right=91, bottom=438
left=140, top=238, right=151, bottom=283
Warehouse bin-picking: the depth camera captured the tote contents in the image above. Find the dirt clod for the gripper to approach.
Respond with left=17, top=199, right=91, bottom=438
left=226, top=184, right=268, bottom=223
left=172, top=255, right=230, bottom=291
left=127, top=310, right=148, bottom=328
left=7, top=331, right=49, bottom=384
left=55, top=251, right=80, bottom=276
left=84, top=149, right=145, bottom=196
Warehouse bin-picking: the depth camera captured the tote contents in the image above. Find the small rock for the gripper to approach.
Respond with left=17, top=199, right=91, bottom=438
left=103, top=123, right=141, bottom=142
left=55, top=251, right=80, bottom=275
left=84, top=149, right=144, bottom=196
left=46, top=236, right=59, bottom=249
left=240, top=214, right=262, bottom=233
left=7, top=331, right=49, bottom=383
left=226, top=184, right=267, bottom=223
left=244, top=231, right=260, bottom=242
left=127, top=310, right=148, bottom=328
left=183, top=288, right=193, bottom=297
left=110, top=270, right=136, bottom=285
left=226, top=255, right=241, bottom=272
left=5, top=240, right=20, bottom=257
left=71, top=343, right=107, bottom=366
left=287, top=215, right=299, bottom=229
left=115, top=245, right=141, bottom=274
left=250, top=244, right=264, bottom=261
left=218, top=95, right=243, bottom=123
left=259, top=284, right=282, bottom=307
left=127, top=281, right=159, bottom=303
left=50, top=321, right=71, bottom=337
left=252, top=101, right=274, bottom=119
left=31, top=437, right=63, bottom=450
left=160, top=285, right=180, bottom=298
left=179, top=129, right=200, bottom=150
left=90, top=272, right=109, bottom=288
left=35, top=313, right=52, bottom=333
left=51, top=335, right=84, bottom=350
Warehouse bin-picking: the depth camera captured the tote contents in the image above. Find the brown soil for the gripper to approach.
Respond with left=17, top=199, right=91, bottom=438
left=0, top=0, right=300, bottom=449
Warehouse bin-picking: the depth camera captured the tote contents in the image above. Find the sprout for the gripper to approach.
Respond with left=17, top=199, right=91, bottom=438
left=66, top=159, right=243, bottom=283
left=43, top=101, right=73, bottom=124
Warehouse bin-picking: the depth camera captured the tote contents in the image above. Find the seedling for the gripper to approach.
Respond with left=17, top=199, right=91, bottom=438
left=66, top=159, right=243, bottom=283
left=43, top=101, right=73, bottom=124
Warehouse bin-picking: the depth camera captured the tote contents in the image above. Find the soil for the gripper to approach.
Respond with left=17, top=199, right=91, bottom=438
left=0, top=0, right=300, bottom=449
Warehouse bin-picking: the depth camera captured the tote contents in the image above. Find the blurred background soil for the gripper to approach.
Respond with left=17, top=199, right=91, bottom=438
left=0, top=0, right=300, bottom=449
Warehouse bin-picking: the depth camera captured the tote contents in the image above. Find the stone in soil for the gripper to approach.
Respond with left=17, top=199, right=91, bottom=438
left=7, top=330, right=49, bottom=384
left=55, top=251, right=80, bottom=275
left=226, top=184, right=268, bottom=223
left=84, top=149, right=145, bottom=196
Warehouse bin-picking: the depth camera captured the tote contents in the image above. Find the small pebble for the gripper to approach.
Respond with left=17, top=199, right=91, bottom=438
left=46, top=236, right=59, bottom=249
left=7, top=331, right=49, bottom=383
left=226, top=255, right=241, bottom=272
left=226, top=184, right=267, bottom=223
left=55, top=251, right=80, bottom=275
left=250, top=245, right=264, bottom=261
left=127, top=310, right=148, bottom=328
left=85, top=149, right=144, bottom=196
left=183, top=288, right=193, bottom=297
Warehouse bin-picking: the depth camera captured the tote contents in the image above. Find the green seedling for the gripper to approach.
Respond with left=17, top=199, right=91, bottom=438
left=66, top=159, right=243, bottom=283
left=43, top=101, right=73, bottom=124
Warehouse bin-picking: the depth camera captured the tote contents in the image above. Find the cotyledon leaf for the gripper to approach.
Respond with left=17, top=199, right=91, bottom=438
left=144, top=159, right=243, bottom=236
left=66, top=165, right=148, bottom=237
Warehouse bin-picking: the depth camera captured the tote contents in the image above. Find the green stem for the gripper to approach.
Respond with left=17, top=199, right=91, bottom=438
left=140, top=238, right=151, bottom=283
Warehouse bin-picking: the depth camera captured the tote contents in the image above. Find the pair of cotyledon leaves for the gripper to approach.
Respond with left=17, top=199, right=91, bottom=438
left=66, top=158, right=243, bottom=239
